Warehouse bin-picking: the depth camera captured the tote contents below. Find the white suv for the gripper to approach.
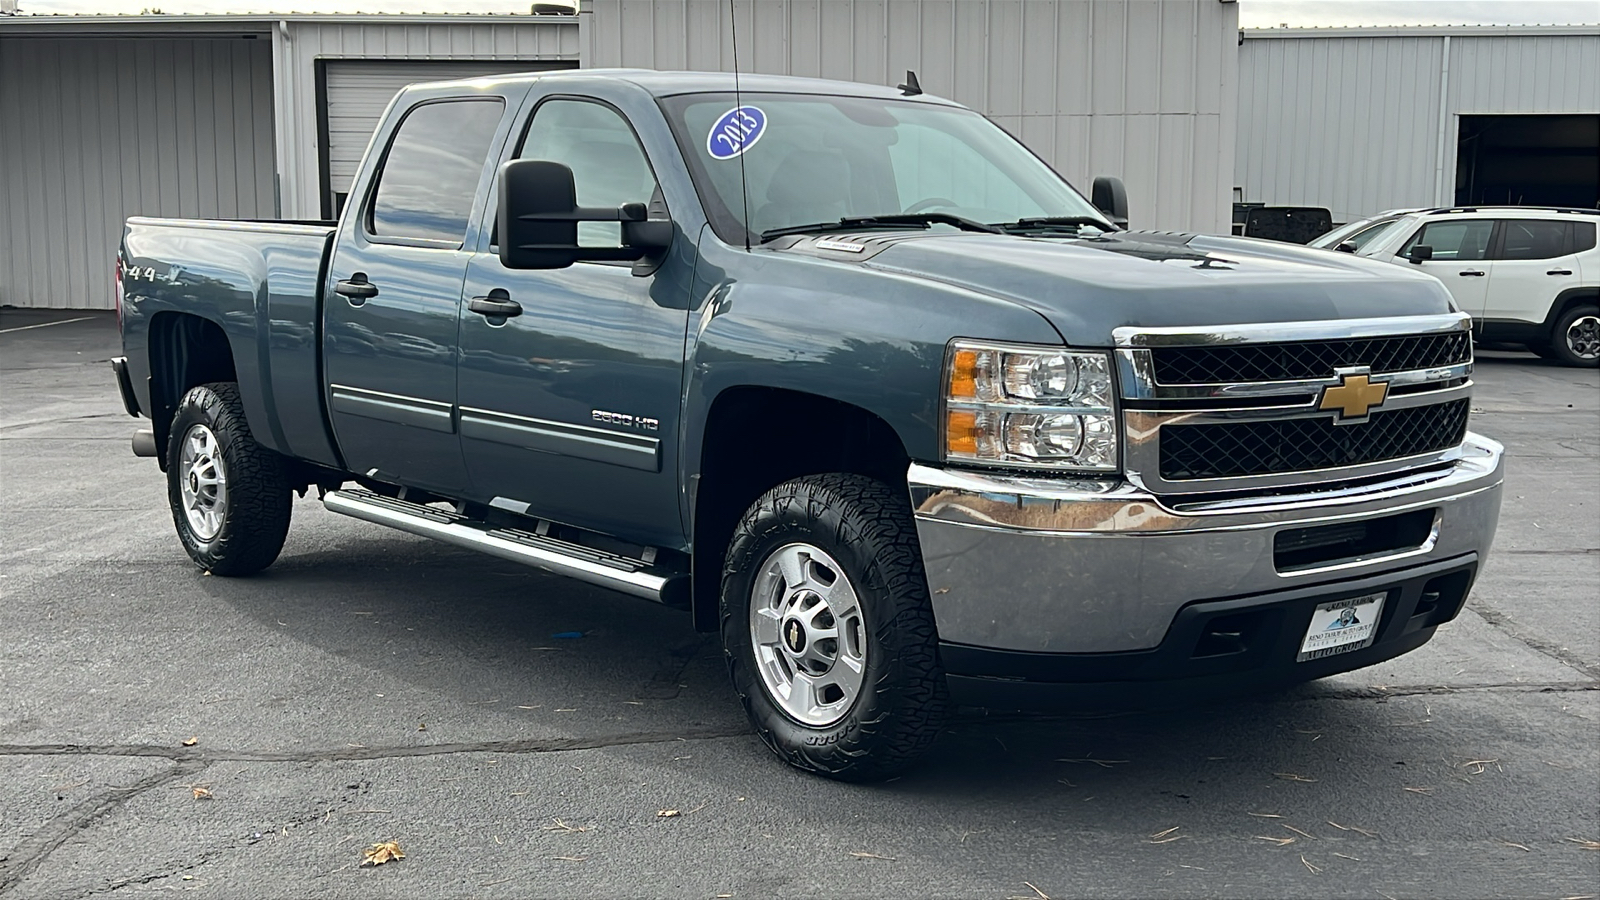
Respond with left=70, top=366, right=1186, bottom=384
left=1331, top=207, right=1599, bottom=367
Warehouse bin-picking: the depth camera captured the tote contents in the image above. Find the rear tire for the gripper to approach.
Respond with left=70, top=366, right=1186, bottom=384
left=1548, top=304, right=1600, bottom=368
left=166, top=382, right=292, bottom=575
left=720, top=473, right=948, bottom=782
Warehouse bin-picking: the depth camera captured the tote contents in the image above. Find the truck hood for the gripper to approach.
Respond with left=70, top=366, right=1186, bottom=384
left=786, top=230, right=1456, bottom=346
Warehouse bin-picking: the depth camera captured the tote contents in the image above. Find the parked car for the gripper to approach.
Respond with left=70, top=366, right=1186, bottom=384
left=1333, top=206, right=1599, bottom=367
left=112, top=70, right=1504, bottom=780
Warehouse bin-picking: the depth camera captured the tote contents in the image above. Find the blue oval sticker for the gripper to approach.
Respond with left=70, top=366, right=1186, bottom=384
left=706, top=106, right=767, bottom=160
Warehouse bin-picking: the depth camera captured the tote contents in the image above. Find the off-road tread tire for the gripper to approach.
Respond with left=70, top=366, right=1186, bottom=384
left=720, top=473, right=949, bottom=782
left=167, top=382, right=292, bottom=576
left=1549, top=304, right=1600, bottom=368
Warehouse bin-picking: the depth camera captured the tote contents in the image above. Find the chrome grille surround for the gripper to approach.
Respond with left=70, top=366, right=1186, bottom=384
left=1113, top=314, right=1475, bottom=495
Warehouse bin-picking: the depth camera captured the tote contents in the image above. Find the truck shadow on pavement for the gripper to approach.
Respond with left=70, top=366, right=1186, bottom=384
left=197, top=519, right=1511, bottom=806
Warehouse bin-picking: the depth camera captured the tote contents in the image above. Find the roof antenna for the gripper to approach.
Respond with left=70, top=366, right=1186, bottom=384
left=730, top=0, right=751, bottom=251
left=897, top=70, right=923, bottom=96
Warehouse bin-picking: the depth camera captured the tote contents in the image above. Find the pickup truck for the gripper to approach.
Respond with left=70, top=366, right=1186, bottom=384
left=113, top=69, right=1504, bottom=781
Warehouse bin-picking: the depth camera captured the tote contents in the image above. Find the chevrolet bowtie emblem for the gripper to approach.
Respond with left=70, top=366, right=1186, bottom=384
left=1319, top=368, right=1390, bottom=422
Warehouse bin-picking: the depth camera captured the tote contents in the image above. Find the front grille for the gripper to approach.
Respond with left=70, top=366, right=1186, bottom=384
left=1151, top=331, right=1470, bottom=384
left=1160, top=400, right=1470, bottom=480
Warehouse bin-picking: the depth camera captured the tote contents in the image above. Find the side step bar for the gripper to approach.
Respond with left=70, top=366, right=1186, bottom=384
left=324, top=488, right=689, bottom=607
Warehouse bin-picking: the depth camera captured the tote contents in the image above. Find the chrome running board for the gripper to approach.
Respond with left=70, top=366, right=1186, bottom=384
left=323, top=488, right=688, bottom=607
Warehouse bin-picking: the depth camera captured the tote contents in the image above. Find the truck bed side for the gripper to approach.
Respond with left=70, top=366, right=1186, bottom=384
left=120, top=217, right=341, bottom=468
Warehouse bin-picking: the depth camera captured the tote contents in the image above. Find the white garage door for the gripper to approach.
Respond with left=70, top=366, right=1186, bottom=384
left=322, top=60, right=574, bottom=216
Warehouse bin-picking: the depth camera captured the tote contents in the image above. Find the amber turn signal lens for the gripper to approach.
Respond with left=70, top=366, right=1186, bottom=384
left=948, top=349, right=979, bottom=399
left=946, top=409, right=979, bottom=455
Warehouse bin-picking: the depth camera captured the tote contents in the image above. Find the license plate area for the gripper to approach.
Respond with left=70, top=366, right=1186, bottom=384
left=1297, top=591, right=1386, bottom=662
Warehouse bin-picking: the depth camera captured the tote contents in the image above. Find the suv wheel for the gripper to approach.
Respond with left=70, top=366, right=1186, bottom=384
left=1549, top=304, right=1600, bottom=367
left=166, top=382, right=293, bottom=575
left=720, top=474, right=948, bottom=781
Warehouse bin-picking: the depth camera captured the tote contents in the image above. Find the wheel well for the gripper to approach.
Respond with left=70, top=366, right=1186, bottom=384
left=1546, top=287, right=1600, bottom=338
left=147, top=312, right=237, bottom=461
left=689, top=387, right=911, bottom=632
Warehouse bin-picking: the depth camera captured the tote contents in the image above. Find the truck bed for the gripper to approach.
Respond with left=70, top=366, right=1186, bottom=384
left=120, top=216, right=342, bottom=468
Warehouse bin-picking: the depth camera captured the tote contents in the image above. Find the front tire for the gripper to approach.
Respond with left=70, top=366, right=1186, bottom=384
left=1548, top=304, right=1600, bottom=368
left=166, top=382, right=292, bottom=575
left=720, top=474, right=948, bottom=781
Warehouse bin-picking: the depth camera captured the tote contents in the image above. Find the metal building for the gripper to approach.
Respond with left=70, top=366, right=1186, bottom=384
left=0, top=0, right=1241, bottom=310
left=1236, top=25, right=1600, bottom=226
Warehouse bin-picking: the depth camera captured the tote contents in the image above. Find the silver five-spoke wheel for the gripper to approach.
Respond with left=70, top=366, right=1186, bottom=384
left=749, top=542, right=868, bottom=727
left=178, top=423, right=228, bottom=541
left=1566, top=314, right=1600, bottom=361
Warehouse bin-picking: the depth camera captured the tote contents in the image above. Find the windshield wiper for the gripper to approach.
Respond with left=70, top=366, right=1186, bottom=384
left=760, top=213, right=1003, bottom=243
left=994, top=216, right=1115, bottom=235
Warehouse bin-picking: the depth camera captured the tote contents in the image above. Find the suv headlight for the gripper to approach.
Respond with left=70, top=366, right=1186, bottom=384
left=943, top=340, right=1119, bottom=471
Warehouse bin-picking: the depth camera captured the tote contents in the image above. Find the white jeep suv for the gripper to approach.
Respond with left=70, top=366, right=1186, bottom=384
left=1333, top=207, right=1599, bottom=367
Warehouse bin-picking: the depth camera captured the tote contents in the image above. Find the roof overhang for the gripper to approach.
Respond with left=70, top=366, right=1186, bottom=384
left=1244, top=24, right=1600, bottom=39
left=0, top=12, right=578, bottom=36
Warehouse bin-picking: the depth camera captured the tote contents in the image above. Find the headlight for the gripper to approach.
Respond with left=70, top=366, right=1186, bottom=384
left=944, top=340, right=1119, bottom=471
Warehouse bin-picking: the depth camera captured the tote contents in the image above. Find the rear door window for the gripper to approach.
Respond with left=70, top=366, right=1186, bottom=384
left=1398, top=219, right=1494, bottom=261
left=368, top=100, right=505, bottom=244
left=1494, top=219, right=1571, bottom=260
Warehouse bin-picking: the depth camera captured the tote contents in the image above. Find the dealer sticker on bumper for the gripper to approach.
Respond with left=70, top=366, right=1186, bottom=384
left=1297, top=592, right=1386, bottom=663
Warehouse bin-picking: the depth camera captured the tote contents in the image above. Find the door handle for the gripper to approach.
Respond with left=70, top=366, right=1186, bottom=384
left=469, top=289, right=522, bottom=319
left=334, top=274, right=379, bottom=304
left=1547, top=269, right=1573, bottom=276
left=1458, top=270, right=1485, bottom=277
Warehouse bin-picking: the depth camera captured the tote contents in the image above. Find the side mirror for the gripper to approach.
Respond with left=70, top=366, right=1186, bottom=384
left=1335, top=240, right=1358, bottom=253
left=1406, top=244, right=1434, bottom=265
left=497, top=159, right=671, bottom=271
left=1091, top=176, right=1129, bottom=230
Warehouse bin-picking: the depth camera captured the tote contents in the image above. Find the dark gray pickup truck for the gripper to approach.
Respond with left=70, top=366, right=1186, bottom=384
left=113, top=69, right=1504, bottom=780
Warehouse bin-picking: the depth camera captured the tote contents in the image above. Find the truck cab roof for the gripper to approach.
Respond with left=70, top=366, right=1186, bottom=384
left=405, top=67, right=962, bottom=105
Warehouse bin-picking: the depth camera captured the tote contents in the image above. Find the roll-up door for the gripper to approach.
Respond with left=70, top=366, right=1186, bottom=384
left=319, top=60, right=574, bottom=218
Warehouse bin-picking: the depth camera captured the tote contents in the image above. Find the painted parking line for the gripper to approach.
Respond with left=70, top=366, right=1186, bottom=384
left=0, top=316, right=98, bottom=334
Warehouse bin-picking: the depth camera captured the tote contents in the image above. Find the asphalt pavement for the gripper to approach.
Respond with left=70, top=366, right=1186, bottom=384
left=1, top=309, right=1596, bottom=899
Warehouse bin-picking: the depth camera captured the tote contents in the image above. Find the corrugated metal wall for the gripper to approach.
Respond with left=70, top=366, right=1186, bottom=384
left=0, top=36, right=275, bottom=310
left=273, top=20, right=580, bottom=220
left=1237, top=29, right=1600, bottom=224
left=584, top=0, right=1240, bottom=234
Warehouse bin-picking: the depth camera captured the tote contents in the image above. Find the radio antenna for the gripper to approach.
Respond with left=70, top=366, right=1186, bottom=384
left=729, top=0, right=751, bottom=250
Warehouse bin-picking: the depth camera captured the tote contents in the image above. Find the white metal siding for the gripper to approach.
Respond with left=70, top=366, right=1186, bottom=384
left=0, top=36, right=274, bottom=310
left=1237, top=29, right=1600, bottom=224
left=584, top=0, right=1240, bottom=234
left=274, top=20, right=580, bottom=219
left=323, top=60, right=570, bottom=208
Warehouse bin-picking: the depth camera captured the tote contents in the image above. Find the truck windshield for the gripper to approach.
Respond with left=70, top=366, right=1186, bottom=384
left=658, top=92, right=1108, bottom=246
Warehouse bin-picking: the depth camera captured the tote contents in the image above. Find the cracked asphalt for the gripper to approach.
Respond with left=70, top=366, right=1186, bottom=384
left=2, top=309, right=1596, bottom=899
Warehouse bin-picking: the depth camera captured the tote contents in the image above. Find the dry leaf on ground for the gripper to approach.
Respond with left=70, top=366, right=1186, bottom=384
left=360, top=841, right=405, bottom=867
left=656, top=809, right=680, bottom=818
left=191, top=787, right=213, bottom=800
left=180, top=737, right=198, bottom=747
left=545, top=818, right=591, bottom=833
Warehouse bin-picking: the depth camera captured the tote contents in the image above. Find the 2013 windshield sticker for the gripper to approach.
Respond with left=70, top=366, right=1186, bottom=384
left=706, top=106, right=766, bottom=160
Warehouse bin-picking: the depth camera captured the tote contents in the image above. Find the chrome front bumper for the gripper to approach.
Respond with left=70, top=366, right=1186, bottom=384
left=909, top=432, right=1504, bottom=654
